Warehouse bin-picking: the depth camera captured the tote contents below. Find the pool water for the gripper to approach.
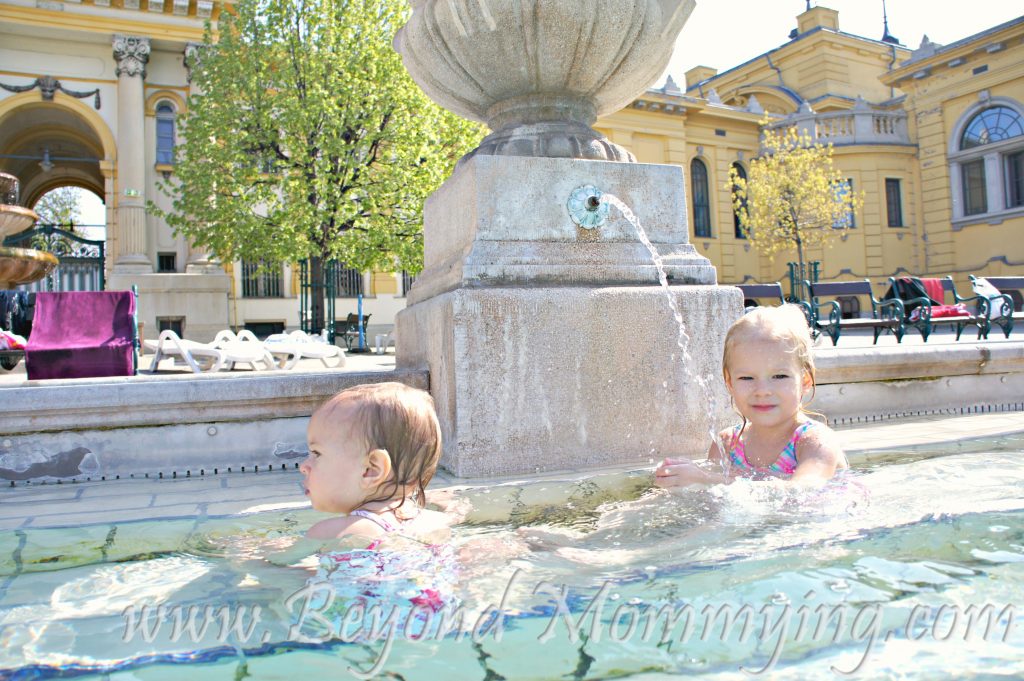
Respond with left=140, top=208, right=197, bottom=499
left=2, top=433, right=1023, bottom=680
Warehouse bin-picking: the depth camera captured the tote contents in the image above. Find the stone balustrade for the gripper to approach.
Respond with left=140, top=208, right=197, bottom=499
left=769, top=106, right=911, bottom=147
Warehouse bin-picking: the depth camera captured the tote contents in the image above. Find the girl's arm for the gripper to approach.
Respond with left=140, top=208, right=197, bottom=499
left=654, top=430, right=733, bottom=488
left=788, top=425, right=848, bottom=488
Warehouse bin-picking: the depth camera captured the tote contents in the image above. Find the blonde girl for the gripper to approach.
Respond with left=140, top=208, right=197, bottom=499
left=656, top=305, right=847, bottom=488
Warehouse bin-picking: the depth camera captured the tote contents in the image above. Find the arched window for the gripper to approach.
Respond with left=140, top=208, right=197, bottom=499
left=952, top=103, right=1024, bottom=221
left=691, top=158, right=711, bottom=238
left=730, top=162, right=747, bottom=239
left=156, top=102, right=176, bottom=165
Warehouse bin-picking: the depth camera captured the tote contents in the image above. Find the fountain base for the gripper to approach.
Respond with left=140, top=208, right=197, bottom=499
left=397, top=284, right=740, bottom=477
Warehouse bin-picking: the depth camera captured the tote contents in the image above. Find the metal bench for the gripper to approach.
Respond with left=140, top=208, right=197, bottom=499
left=970, top=275, right=1022, bottom=338
left=736, top=282, right=786, bottom=308
left=895, top=276, right=992, bottom=342
left=336, top=312, right=372, bottom=351
left=806, top=279, right=906, bottom=345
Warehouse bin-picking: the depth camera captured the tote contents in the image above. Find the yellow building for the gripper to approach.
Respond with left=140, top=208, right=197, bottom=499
left=3, top=2, right=1021, bottom=337
left=598, top=6, right=1024, bottom=309
left=0, top=0, right=409, bottom=342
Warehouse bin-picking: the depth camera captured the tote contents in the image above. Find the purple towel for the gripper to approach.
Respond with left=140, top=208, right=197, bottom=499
left=25, top=291, right=135, bottom=380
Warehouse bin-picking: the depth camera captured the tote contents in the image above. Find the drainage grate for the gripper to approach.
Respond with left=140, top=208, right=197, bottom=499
left=832, top=402, right=1024, bottom=427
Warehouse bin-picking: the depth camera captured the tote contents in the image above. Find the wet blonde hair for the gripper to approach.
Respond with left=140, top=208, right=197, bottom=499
left=723, top=304, right=816, bottom=399
left=318, top=382, right=442, bottom=510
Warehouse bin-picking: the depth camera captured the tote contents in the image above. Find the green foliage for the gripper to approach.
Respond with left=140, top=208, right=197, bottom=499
left=153, top=0, right=484, bottom=274
left=33, top=187, right=82, bottom=230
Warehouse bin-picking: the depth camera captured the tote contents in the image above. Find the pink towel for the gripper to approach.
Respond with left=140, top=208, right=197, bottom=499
left=920, top=278, right=944, bottom=304
left=25, top=291, right=135, bottom=380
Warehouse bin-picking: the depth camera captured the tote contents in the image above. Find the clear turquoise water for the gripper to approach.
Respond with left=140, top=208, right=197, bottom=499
left=1, top=433, right=1023, bottom=680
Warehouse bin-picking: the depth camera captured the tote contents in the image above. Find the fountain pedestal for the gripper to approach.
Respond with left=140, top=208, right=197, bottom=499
left=395, top=0, right=742, bottom=476
left=397, top=156, right=741, bottom=476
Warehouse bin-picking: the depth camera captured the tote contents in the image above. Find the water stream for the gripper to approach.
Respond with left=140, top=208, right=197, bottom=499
left=602, top=193, right=730, bottom=476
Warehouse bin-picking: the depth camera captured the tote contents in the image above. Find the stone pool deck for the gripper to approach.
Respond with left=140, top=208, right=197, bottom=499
left=2, top=409, right=1023, bottom=531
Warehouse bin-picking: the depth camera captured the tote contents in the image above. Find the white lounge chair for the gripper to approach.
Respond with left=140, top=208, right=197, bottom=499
left=144, top=330, right=225, bottom=373
left=211, top=329, right=277, bottom=371
left=264, top=330, right=345, bottom=370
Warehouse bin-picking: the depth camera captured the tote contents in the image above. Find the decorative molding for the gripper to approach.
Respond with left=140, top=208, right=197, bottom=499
left=148, top=0, right=165, bottom=12
left=122, top=0, right=140, bottom=9
left=112, top=35, right=151, bottom=79
left=172, top=0, right=189, bottom=15
left=0, top=75, right=100, bottom=109
left=197, top=0, right=213, bottom=18
left=94, top=0, right=110, bottom=5
left=184, top=42, right=205, bottom=83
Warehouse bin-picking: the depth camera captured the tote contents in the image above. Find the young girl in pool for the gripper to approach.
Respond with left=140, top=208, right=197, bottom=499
left=298, top=382, right=458, bottom=622
left=656, top=304, right=847, bottom=488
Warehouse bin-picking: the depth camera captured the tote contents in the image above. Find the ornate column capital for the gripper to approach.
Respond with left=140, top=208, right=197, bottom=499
left=112, top=35, right=151, bottom=78
left=184, top=42, right=206, bottom=83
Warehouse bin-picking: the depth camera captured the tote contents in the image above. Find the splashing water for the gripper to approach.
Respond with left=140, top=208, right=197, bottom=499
left=602, top=194, right=730, bottom=475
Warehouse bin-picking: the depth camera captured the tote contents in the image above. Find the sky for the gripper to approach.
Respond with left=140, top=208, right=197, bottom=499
left=75, top=0, right=1023, bottom=225
left=665, top=0, right=1023, bottom=84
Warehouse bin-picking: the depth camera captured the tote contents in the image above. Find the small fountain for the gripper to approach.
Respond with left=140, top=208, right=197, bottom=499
left=394, top=0, right=743, bottom=477
left=0, top=172, right=58, bottom=290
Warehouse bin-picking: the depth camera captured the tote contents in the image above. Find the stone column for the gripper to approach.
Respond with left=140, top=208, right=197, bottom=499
left=112, top=34, right=152, bottom=272
left=182, top=42, right=219, bottom=273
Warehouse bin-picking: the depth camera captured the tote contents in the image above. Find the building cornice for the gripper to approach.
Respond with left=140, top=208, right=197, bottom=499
left=687, top=27, right=911, bottom=97
left=0, top=1, right=218, bottom=43
left=882, top=16, right=1024, bottom=87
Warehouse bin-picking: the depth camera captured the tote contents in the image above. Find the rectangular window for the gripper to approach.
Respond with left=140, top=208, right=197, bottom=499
left=833, top=179, right=855, bottom=228
left=157, top=317, right=184, bottom=338
left=157, top=253, right=176, bottom=273
left=328, top=262, right=363, bottom=298
left=962, top=160, right=988, bottom=215
left=241, top=260, right=283, bottom=298
left=885, top=178, right=904, bottom=227
left=243, top=321, right=285, bottom=339
left=400, top=271, right=417, bottom=297
left=1007, top=151, right=1023, bottom=208
left=156, top=118, right=175, bottom=165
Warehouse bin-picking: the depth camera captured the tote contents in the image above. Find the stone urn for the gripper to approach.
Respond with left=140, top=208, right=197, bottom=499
left=395, top=0, right=696, bottom=161
left=0, top=172, right=58, bottom=289
left=0, top=173, right=38, bottom=241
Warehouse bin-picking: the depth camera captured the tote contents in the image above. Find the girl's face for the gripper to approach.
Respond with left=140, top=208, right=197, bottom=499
left=300, top=401, right=370, bottom=514
left=725, top=336, right=811, bottom=429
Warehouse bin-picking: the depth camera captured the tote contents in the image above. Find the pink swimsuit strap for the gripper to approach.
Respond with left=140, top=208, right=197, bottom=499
left=349, top=508, right=406, bottom=549
left=728, top=421, right=815, bottom=475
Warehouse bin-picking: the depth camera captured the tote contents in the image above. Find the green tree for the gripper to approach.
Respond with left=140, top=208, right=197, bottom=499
left=33, top=186, right=82, bottom=231
left=729, top=124, right=862, bottom=299
left=153, top=0, right=483, bottom=331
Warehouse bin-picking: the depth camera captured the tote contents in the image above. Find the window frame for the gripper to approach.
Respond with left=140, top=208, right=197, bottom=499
left=884, top=178, right=904, bottom=228
left=155, top=101, right=177, bottom=166
left=730, top=162, right=747, bottom=239
left=690, top=157, right=712, bottom=239
left=948, top=99, right=1024, bottom=228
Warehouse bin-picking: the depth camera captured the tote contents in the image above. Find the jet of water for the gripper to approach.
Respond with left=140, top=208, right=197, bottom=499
left=602, top=194, right=729, bottom=477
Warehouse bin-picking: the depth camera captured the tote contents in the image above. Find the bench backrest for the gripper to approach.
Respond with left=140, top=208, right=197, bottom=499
left=983, top=277, right=1024, bottom=291
left=736, top=283, right=784, bottom=303
left=808, top=280, right=873, bottom=298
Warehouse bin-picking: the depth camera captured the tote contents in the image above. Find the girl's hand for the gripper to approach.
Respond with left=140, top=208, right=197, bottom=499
left=655, top=457, right=708, bottom=487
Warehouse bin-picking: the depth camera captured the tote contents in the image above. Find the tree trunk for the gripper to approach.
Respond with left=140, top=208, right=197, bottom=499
left=310, top=255, right=326, bottom=337
left=795, top=234, right=806, bottom=302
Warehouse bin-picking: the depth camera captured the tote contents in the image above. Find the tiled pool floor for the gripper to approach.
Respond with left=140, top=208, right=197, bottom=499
left=2, top=411, right=1022, bottom=531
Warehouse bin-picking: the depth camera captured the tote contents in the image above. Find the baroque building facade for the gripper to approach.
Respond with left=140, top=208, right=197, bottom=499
left=1, top=2, right=1021, bottom=339
left=597, top=6, right=1024, bottom=309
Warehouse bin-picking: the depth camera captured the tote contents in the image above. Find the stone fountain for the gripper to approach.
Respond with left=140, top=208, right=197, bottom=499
left=395, top=0, right=742, bottom=476
left=0, top=173, right=58, bottom=290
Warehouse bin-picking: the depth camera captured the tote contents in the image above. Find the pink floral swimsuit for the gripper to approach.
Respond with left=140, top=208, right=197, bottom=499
left=304, top=509, right=459, bottom=629
left=727, top=421, right=816, bottom=476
